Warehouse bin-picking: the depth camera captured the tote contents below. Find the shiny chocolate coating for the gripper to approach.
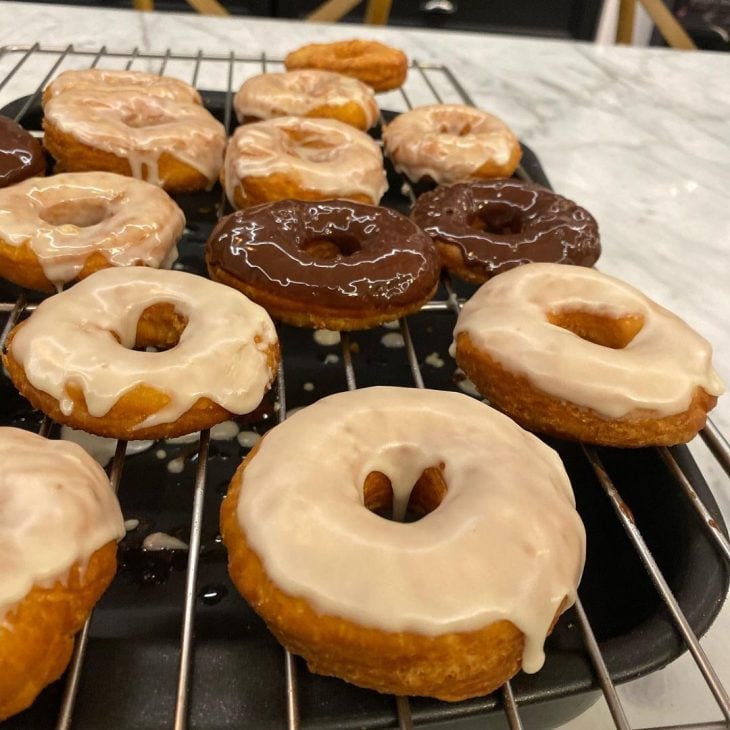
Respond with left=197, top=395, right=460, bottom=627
left=206, top=199, right=440, bottom=313
left=0, top=116, right=45, bottom=188
left=411, top=179, right=601, bottom=280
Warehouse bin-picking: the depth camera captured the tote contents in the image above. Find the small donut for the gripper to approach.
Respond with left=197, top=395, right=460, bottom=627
left=3, top=267, right=280, bottom=440
left=43, top=68, right=202, bottom=105
left=206, top=199, right=440, bottom=330
left=0, top=427, right=124, bottom=721
left=234, top=69, right=379, bottom=131
left=285, top=39, right=407, bottom=92
left=0, top=116, right=45, bottom=188
left=0, top=171, right=184, bottom=292
left=43, top=89, right=225, bottom=192
left=453, top=263, right=725, bottom=446
left=411, top=179, right=601, bottom=284
left=222, top=116, right=387, bottom=209
left=221, top=387, right=585, bottom=700
left=383, top=104, right=522, bottom=185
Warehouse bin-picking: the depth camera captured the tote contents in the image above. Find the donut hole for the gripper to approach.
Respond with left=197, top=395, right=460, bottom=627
left=121, top=109, right=173, bottom=128
left=283, top=129, right=338, bottom=162
left=547, top=309, right=645, bottom=349
left=363, top=465, right=447, bottom=523
left=129, top=303, right=189, bottom=351
left=301, top=234, right=362, bottom=260
left=40, top=199, right=110, bottom=228
left=469, top=203, right=523, bottom=235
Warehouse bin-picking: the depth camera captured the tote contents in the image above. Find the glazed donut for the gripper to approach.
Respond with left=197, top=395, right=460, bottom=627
left=234, top=70, right=378, bottom=131
left=221, top=387, right=585, bottom=700
left=383, top=104, right=522, bottom=185
left=43, top=68, right=202, bottom=106
left=206, top=199, right=440, bottom=330
left=0, top=116, right=45, bottom=188
left=222, top=116, right=387, bottom=209
left=411, top=179, right=601, bottom=284
left=284, top=39, right=407, bottom=92
left=453, top=263, right=725, bottom=446
left=0, top=427, right=124, bottom=721
left=43, top=89, right=225, bottom=192
left=3, top=267, right=279, bottom=440
left=0, top=171, right=184, bottom=292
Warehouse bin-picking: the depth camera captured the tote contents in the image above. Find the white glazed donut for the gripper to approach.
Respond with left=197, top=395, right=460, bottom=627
left=234, top=69, right=379, bottom=130
left=43, top=68, right=202, bottom=105
left=0, top=427, right=124, bottom=721
left=3, top=267, right=280, bottom=440
left=222, top=116, right=387, bottom=209
left=0, top=171, right=184, bottom=292
left=43, top=89, right=226, bottom=192
left=452, top=262, right=725, bottom=445
left=382, top=103, right=522, bottom=184
left=221, top=386, right=585, bottom=700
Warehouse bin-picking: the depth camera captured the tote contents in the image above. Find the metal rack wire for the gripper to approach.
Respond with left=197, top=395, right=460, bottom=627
left=0, top=43, right=728, bottom=730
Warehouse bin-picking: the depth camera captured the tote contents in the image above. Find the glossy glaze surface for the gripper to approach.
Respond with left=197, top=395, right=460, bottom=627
left=207, top=199, right=440, bottom=311
left=0, top=115, right=45, bottom=188
left=412, top=179, right=601, bottom=279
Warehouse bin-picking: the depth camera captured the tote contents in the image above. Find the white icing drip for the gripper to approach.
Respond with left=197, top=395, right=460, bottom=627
left=237, top=430, right=261, bottom=448
left=453, top=263, right=725, bottom=418
left=382, top=104, right=518, bottom=185
left=0, top=172, right=184, bottom=289
left=323, top=353, right=340, bottom=364
left=313, top=328, right=341, bottom=346
left=142, top=532, right=188, bottom=551
left=453, top=369, right=481, bottom=398
left=210, top=420, right=240, bottom=440
left=234, top=70, right=378, bottom=129
left=45, top=69, right=201, bottom=105
left=60, top=424, right=153, bottom=467
left=9, top=267, right=278, bottom=430
left=223, top=116, right=387, bottom=208
left=425, top=352, right=444, bottom=368
left=155, top=449, right=167, bottom=459
left=380, top=332, right=405, bottom=349
left=165, top=432, right=201, bottom=445
left=237, top=387, right=585, bottom=673
left=45, top=90, right=226, bottom=185
left=125, top=518, right=140, bottom=531
left=0, top=427, right=125, bottom=619
left=167, top=457, right=186, bottom=474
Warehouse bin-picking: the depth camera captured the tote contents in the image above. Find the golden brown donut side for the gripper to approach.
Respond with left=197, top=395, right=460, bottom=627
left=285, top=40, right=407, bottom=92
left=455, top=331, right=717, bottom=447
left=222, top=170, right=377, bottom=209
left=0, top=237, right=153, bottom=293
left=0, top=542, right=117, bottom=721
left=3, top=310, right=281, bottom=440
left=244, top=100, right=373, bottom=131
left=208, top=259, right=438, bottom=331
left=43, top=120, right=210, bottom=193
left=221, top=450, right=566, bottom=701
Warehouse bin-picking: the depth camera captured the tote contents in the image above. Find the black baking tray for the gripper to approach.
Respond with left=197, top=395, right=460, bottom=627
left=1, top=91, right=728, bottom=730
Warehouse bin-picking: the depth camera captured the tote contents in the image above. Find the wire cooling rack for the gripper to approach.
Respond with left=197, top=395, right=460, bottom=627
left=0, top=44, right=729, bottom=730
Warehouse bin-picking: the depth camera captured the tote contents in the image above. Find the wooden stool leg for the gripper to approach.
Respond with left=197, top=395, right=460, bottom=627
left=364, top=0, right=392, bottom=24
left=616, top=0, right=636, bottom=44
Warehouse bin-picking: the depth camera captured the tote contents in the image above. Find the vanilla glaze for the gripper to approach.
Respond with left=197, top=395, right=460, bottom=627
left=0, top=171, right=184, bottom=289
left=44, top=89, right=225, bottom=186
left=383, top=104, right=519, bottom=185
left=8, top=267, right=278, bottom=430
left=223, top=116, right=387, bottom=208
left=236, top=386, right=585, bottom=673
left=234, top=69, right=378, bottom=129
left=0, top=427, right=124, bottom=620
left=453, top=263, right=725, bottom=418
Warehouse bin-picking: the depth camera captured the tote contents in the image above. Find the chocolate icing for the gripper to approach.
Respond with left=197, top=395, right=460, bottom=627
left=0, top=116, right=45, bottom=188
left=411, top=179, right=601, bottom=279
left=206, top=199, right=440, bottom=312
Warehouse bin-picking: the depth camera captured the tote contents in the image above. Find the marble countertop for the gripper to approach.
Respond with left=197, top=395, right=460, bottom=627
left=0, top=3, right=728, bottom=729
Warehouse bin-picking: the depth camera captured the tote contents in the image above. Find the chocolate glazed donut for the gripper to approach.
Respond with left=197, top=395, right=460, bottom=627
left=0, top=116, right=45, bottom=188
left=411, top=179, right=601, bottom=285
left=206, top=199, right=440, bottom=330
